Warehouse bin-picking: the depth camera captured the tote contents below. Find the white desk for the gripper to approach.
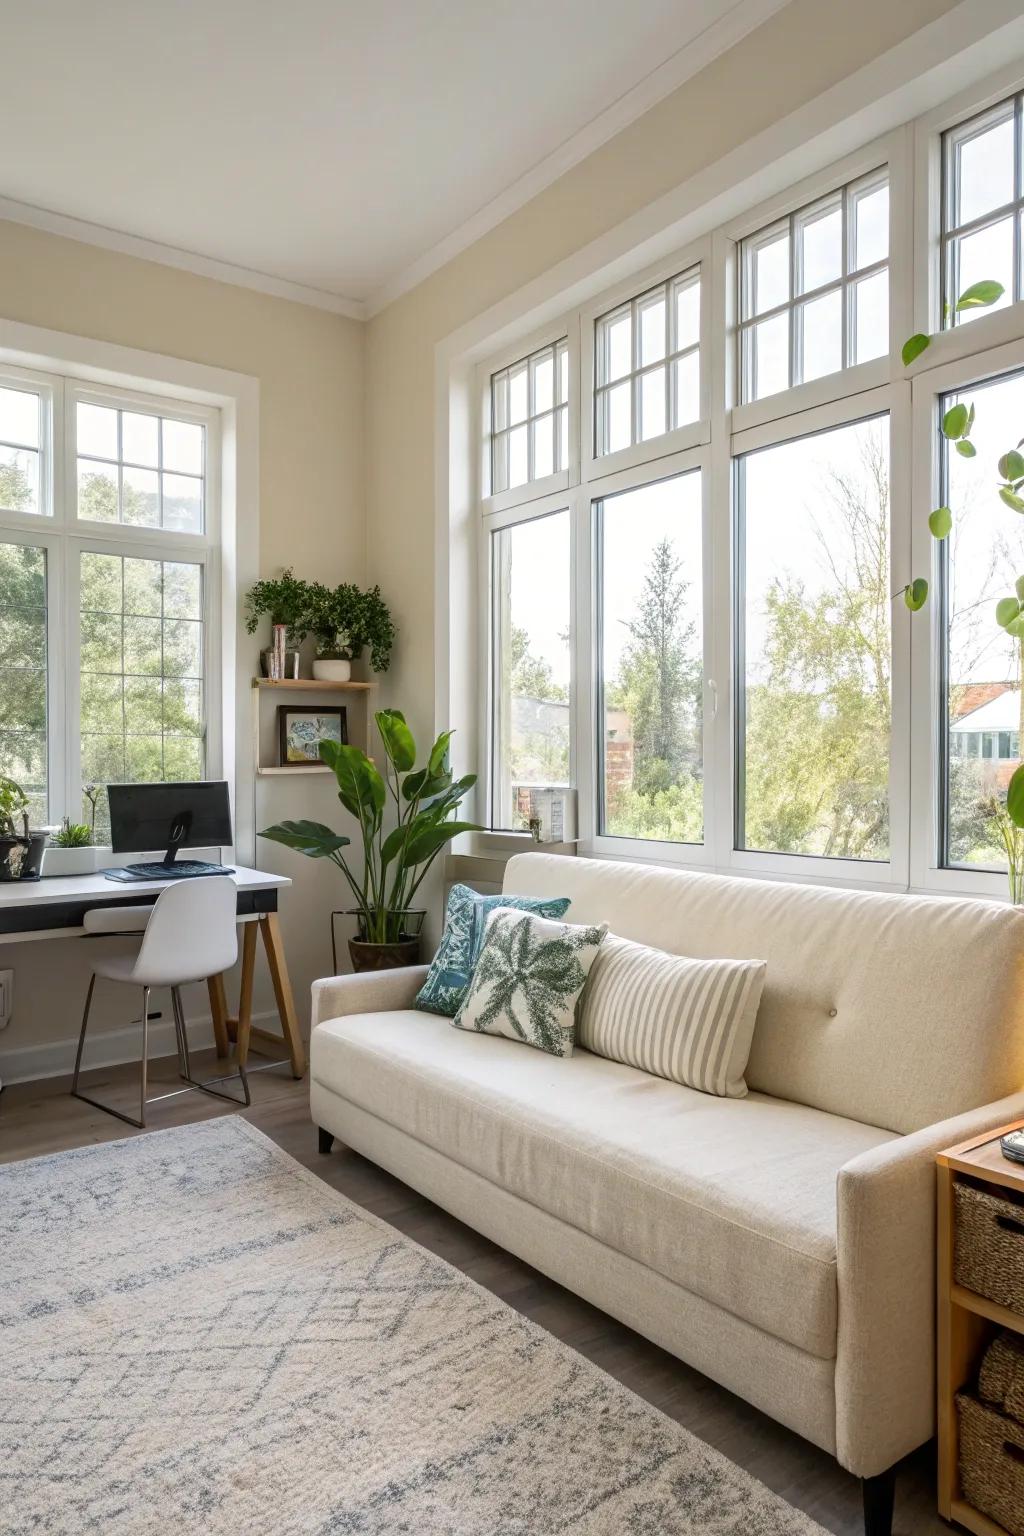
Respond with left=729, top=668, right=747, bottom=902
left=0, top=865, right=305, bottom=1077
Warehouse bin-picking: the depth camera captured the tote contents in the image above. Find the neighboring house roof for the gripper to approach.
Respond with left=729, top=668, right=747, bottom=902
left=950, top=690, right=1021, bottom=733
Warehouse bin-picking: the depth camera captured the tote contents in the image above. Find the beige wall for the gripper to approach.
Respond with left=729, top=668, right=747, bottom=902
left=364, top=0, right=959, bottom=742
left=0, top=221, right=365, bottom=1078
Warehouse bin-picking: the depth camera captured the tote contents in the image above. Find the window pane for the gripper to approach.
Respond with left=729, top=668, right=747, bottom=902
left=853, top=270, right=889, bottom=363
left=799, top=289, right=842, bottom=382
left=753, top=230, right=789, bottom=314
left=638, top=291, right=666, bottom=366
left=952, top=219, right=1014, bottom=324
left=673, top=276, right=700, bottom=350
left=0, top=541, right=48, bottom=825
left=161, top=418, right=203, bottom=476
left=161, top=473, right=203, bottom=534
left=78, top=459, right=119, bottom=522
left=122, top=411, right=159, bottom=467
left=955, top=113, right=1015, bottom=226
left=489, top=339, right=569, bottom=494
left=639, top=367, right=666, bottom=442
left=0, top=446, right=39, bottom=514
left=739, top=415, right=890, bottom=861
left=751, top=312, right=789, bottom=399
left=531, top=414, right=554, bottom=480
left=599, top=472, right=703, bottom=844
left=0, top=386, right=39, bottom=448
left=509, top=363, right=528, bottom=424
left=492, top=512, right=570, bottom=829
left=508, top=424, right=528, bottom=488
left=531, top=351, right=554, bottom=415
left=80, top=551, right=204, bottom=840
left=77, top=402, right=117, bottom=459
left=123, top=465, right=160, bottom=527
left=598, top=309, right=632, bottom=385
left=944, top=370, right=1024, bottom=867
left=672, top=352, right=700, bottom=429
left=599, top=381, right=631, bottom=455
left=797, top=200, right=841, bottom=293
left=853, top=182, right=889, bottom=269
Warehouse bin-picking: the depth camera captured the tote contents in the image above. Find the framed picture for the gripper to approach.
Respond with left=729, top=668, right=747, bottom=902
left=277, top=705, right=348, bottom=766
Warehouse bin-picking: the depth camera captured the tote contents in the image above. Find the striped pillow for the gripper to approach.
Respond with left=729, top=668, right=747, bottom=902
left=578, top=934, right=766, bottom=1098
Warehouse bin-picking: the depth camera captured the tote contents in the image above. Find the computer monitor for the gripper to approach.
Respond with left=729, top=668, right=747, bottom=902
left=107, top=781, right=233, bottom=865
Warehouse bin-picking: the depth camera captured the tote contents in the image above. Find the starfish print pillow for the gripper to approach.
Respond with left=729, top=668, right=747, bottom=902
left=453, top=907, right=608, bottom=1057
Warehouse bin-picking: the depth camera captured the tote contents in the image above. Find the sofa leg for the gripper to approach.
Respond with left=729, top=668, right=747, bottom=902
left=317, top=1126, right=334, bottom=1155
left=862, top=1468, right=895, bottom=1536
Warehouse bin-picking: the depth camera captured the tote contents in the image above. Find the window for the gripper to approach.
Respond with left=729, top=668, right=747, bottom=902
left=0, top=369, right=216, bottom=834
left=739, top=171, right=889, bottom=402
left=598, top=471, right=703, bottom=843
left=594, top=268, right=700, bottom=455
left=736, top=414, right=891, bottom=861
left=490, top=508, right=571, bottom=829
left=942, top=95, right=1023, bottom=324
left=941, top=367, right=1024, bottom=868
left=490, top=340, right=569, bottom=495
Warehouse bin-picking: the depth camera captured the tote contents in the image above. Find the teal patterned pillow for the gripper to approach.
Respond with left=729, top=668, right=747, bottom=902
left=453, top=907, right=608, bottom=1057
left=414, top=883, right=571, bottom=1018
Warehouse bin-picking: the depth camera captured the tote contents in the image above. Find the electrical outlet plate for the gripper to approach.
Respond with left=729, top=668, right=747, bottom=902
left=0, top=968, right=12, bottom=1027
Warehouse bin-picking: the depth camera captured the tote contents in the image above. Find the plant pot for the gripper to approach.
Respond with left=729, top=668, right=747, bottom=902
left=259, top=647, right=300, bottom=679
left=348, top=934, right=421, bottom=972
left=42, top=844, right=100, bottom=877
left=0, top=832, right=47, bottom=882
left=313, top=657, right=352, bottom=683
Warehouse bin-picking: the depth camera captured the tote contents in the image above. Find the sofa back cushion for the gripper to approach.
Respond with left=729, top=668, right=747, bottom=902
left=504, top=853, right=1024, bottom=1134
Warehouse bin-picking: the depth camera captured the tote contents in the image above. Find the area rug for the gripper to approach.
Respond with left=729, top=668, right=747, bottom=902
left=1, top=1118, right=829, bottom=1535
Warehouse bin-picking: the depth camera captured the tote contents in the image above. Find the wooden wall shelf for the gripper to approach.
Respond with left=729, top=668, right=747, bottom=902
left=252, top=677, right=375, bottom=693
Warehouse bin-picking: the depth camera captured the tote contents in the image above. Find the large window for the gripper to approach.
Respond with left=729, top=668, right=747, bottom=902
left=737, top=415, right=891, bottom=862
left=478, top=84, right=1024, bottom=900
left=942, top=94, right=1023, bottom=325
left=739, top=171, right=889, bottom=402
left=0, top=369, right=216, bottom=834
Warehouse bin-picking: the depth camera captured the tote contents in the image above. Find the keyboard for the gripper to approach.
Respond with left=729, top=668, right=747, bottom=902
left=103, top=861, right=234, bottom=883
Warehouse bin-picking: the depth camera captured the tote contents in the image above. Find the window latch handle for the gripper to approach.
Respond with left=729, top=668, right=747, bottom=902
left=706, top=678, right=718, bottom=721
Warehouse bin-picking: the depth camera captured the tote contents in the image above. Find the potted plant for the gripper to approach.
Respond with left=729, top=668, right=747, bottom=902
left=244, top=569, right=313, bottom=678
left=308, top=582, right=396, bottom=683
left=0, top=775, right=47, bottom=881
left=42, top=817, right=97, bottom=877
left=260, top=710, right=479, bottom=970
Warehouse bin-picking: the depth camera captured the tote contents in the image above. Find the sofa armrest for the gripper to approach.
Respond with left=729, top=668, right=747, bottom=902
left=834, top=1089, right=1024, bottom=1478
left=311, top=965, right=431, bottom=1029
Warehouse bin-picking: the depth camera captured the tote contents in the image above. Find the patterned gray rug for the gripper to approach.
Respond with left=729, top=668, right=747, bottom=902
left=1, top=1118, right=829, bottom=1535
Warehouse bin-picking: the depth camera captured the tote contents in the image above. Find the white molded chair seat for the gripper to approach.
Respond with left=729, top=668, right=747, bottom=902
left=72, top=877, right=243, bottom=1128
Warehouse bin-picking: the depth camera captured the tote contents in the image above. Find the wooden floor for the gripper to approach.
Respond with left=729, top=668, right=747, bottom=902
left=0, top=1051, right=945, bottom=1536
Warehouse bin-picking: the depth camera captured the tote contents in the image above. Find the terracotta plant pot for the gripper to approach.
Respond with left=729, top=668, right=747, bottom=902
left=348, top=935, right=421, bottom=973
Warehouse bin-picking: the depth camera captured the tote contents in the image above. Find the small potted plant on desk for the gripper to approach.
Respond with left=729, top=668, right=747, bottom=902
left=42, top=817, right=97, bottom=877
left=308, top=582, right=396, bottom=683
left=260, top=710, right=478, bottom=971
left=244, top=569, right=313, bottom=678
left=0, top=775, right=47, bottom=881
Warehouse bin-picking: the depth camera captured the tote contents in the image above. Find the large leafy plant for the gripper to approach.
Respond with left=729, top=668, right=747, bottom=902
left=243, top=568, right=313, bottom=646
left=307, top=582, right=396, bottom=670
left=260, top=710, right=479, bottom=943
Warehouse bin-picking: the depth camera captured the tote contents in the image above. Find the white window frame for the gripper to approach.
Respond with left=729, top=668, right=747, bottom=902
left=480, top=316, right=580, bottom=516
left=0, top=366, right=221, bottom=830
left=472, top=75, right=1024, bottom=898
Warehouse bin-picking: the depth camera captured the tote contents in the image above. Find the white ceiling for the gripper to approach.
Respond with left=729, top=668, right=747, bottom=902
left=0, top=0, right=782, bottom=316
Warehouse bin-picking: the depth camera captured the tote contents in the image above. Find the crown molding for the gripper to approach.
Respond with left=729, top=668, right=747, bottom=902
left=0, top=195, right=366, bottom=320
left=363, top=0, right=790, bottom=318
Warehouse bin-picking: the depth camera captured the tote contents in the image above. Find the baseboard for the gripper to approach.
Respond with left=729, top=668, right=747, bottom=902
left=0, top=1008, right=281, bottom=1086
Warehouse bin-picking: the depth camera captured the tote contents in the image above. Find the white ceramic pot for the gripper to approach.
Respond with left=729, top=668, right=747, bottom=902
left=42, top=845, right=100, bottom=878
left=312, top=658, right=352, bottom=683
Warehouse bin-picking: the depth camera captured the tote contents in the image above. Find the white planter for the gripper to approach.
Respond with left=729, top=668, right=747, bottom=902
left=313, top=658, right=352, bottom=683
left=42, top=845, right=100, bottom=878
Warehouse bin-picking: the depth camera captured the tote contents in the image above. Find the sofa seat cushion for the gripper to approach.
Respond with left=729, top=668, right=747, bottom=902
left=312, top=1010, right=897, bottom=1358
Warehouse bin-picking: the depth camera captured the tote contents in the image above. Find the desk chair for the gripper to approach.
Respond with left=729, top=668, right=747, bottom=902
left=71, top=877, right=249, bottom=1128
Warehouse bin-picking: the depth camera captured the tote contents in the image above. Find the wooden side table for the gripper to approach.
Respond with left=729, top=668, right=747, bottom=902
left=937, top=1120, right=1024, bottom=1536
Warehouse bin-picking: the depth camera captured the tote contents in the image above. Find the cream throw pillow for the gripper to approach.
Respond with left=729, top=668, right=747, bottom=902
left=578, top=932, right=766, bottom=1097
left=453, top=907, right=608, bottom=1058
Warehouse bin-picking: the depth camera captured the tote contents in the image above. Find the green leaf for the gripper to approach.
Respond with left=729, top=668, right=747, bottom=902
left=428, top=729, right=454, bottom=777
left=904, top=578, right=929, bottom=612
left=1008, top=765, right=1024, bottom=830
left=400, top=819, right=479, bottom=868
left=375, top=709, right=416, bottom=772
left=380, top=823, right=411, bottom=871
left=965, top=403, right=975, bottom=436
left=996, top=597, right=1022, bottom=630
left=942, top=403, right=969, bottom=440
left=1000, top=487, right=1024, bottom=513
left=954, top=439, right=977, bottom=458
left=1015, top=575, right=1024, bottom=604
left=258, top=819, right=350, bottom=858
left=999, top=450, right=1024, bottom=482
left=928, top=506, right=952, bottom=539
left=956, top=280, right=1005, bottom=311
left=400, top=767, right=428, bottom=801
left=320, top=739, right=386, bottom=822
left=901, top=333, right=931, bottom=367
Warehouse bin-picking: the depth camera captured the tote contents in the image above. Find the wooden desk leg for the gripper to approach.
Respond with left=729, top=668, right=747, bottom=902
left=207, top=974, right=230, bottom=1059
left=259, top=911, right=305, bottom=1078
left=235, top=920, right=259, bottom=1072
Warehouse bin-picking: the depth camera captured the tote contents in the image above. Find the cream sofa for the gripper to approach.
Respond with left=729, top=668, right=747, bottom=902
left=310, top=854, right=1024, bottom=1535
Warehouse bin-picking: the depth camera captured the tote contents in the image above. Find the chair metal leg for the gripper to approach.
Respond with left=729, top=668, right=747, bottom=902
left=172, top=983, right=251, bottom=1108
left=71, top=974, right=97, bottom=1096
left=71, top=976, right=149, bottom=1131
left=139, top=987, right=150, bottom=1127
left=172, top=986, right=192, bottom=1081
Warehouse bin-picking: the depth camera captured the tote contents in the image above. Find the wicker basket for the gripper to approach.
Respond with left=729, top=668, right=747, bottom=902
left=954, top=1181, right=1024, bottom=1316
left=958, top=1392, right=1024, bottom=1536
left=980, top=1331, right=1024, bottom=1422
